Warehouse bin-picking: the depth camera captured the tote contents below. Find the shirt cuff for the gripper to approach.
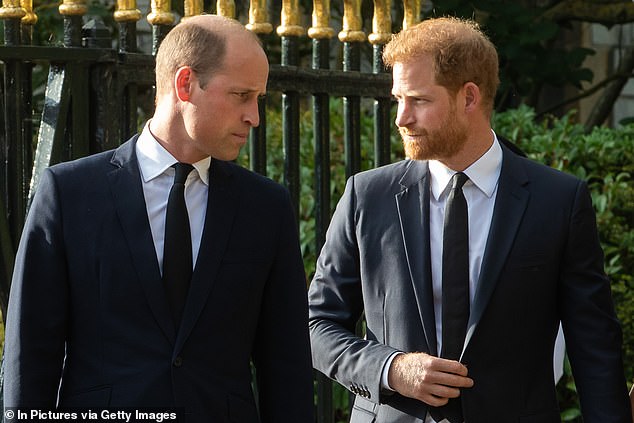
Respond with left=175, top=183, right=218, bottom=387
left=381, top=351, right=403, bottom=391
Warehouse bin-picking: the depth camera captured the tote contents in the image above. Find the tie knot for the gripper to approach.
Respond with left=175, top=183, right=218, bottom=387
left=451, top=172, right=469, bottom=190
left=172, top=163, right=194, bottom=185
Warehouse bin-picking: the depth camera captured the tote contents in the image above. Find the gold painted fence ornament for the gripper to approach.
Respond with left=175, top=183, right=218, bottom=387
left=277, top=0, right=305, bottom=37
left=369, top=0, right=392, bottom=45
left=339, top=0, right=365, bottom=42
left=58, top=0, right=87, bottom=16
left=147, top=0, right=174, bottom=25
left=114, top=0, right=141, bottom=23
left=216, top=0, right=235, bottom=19
left=246, top=0, right=272, bottom=34
left=308, top=0, right=334, bottom=39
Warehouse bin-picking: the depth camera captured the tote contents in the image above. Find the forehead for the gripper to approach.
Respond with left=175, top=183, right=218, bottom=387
left=391, top=55, right=436, bottom=93
left=209, top=41, right=269, bottom=91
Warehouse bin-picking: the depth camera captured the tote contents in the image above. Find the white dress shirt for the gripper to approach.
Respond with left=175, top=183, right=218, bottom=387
left=381, top=133, right=503, bottom=423
left=135, top=122, right=211, bottom=273
left=429, top=134, right=502, bottom=356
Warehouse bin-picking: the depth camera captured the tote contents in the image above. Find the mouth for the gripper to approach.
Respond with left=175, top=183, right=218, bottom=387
left=400, top=129, right=426, bottom=139
left=401, top=133, right=423, bottom=140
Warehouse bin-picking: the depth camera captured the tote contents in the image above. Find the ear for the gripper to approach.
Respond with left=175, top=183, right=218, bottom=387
left=174, top=66, right=194, bottom=102
left=462, top=82, right=481, bottom=113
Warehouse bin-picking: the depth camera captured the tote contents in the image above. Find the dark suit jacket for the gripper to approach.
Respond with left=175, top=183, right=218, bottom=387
left=308, top=143, right=631, bottom=423
left=4, top=136, right=314, bottom=423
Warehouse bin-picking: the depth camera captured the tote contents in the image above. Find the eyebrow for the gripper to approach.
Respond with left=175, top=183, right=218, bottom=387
left=230, top=87, right=265, bottom=95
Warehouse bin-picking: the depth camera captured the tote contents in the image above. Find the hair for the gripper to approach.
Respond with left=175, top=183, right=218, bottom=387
left=154, top=15, right=261, bottom=99
left=383, top=16, right=500, bottom=113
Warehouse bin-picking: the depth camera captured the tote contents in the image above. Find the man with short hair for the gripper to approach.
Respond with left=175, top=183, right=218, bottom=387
left=308, top=16, right=631, bottom=423
left=4, top=15, right=314, bottom=423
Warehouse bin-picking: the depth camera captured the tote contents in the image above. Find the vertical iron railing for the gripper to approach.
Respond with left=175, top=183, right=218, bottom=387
left=370, top=0, right=392, bottom=167
left=309, top=4, right=335, bottom=421
left=115, top=0, right=141, bottom=141
left=246, top=0, right=271, bottom=176
left=340, top=0, right=364, bottom=179
left=278, top=0, right=303, bottom=219
left=0, top=1, right=410, bottom=421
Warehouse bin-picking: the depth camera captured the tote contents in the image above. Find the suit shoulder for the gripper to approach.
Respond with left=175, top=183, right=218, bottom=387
left=47, top=149, right=116, bottom=178
left=515, top=154, right=583, bottom=186
left=217, top=160, right=289, bottom=197
left=500, top=149, right=586, bottom=202
left=351, top=160, right=415, bottom=185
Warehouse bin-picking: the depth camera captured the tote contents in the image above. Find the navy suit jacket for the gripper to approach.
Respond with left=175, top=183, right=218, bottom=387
left=308, top=143, right=631, bottom=422
left=4, top=136, right=314, bottom=423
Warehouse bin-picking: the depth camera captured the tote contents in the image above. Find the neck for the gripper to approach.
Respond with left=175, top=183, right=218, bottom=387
left=149, top=101, right=202, bottom=164
left=440, top=125, right=494, bottom=171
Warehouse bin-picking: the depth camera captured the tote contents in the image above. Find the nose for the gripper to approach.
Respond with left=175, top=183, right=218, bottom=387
left=395, top=100, right=413, bottom=128
left=244, top=98, right=261, bottom=127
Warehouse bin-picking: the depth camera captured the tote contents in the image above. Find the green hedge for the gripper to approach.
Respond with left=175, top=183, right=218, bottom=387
left=240, top=100, right=633, bottom=422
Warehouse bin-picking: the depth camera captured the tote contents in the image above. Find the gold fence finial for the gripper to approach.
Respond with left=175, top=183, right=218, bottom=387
left=216, top=0, right=235, bottom=18
left=369, top=0, right=391, bottom=45
left=308, top=0, right=334, bottom=39
left=20, top=0, right=36, bottom=24
left=403, top=0, right=421, bottom=30
left=339, top=0, right=365, bottom=42
left=147, top=0, right=174, bottom=26
left=0, top=0, right=25, bottom=20
left=277, top=0, right=305, bottom=37
left=246, top=0, right=273, bottom=34
left=58, top=0, right=87, bottom=16
left=114, top=0, right=141, bottom=22
left=182, top=0, right=203, bottom=20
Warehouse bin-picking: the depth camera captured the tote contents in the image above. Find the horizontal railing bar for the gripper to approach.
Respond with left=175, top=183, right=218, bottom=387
left=268, top=65, right=392, bottom=98
left=0, top=48, right=392, bottom=99
left=0, top=46, right=153, bottom=66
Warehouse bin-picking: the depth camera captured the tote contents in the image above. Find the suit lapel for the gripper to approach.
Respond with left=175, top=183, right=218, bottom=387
left=175, top=159, right=239, bottom=352
left=395, top=160, right=438, bottom=356
left=108, top=136, right=176, bottom=344
left=462, top=148, right=530, bottom=355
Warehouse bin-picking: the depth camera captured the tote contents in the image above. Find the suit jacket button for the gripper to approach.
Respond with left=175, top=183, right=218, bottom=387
left=173, top=357, right=183, bottom=367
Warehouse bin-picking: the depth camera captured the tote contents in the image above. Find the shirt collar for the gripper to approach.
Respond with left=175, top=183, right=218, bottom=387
left=136, top=120, right=211, bottom=186
left=429, top=130, right=502, bottom=200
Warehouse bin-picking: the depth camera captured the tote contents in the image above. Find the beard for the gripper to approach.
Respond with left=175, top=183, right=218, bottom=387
left=400, top=106, right=469, bottom=161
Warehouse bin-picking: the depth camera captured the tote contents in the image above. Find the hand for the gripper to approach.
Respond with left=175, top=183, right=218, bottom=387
left=387, top=352, right=474, bottom=407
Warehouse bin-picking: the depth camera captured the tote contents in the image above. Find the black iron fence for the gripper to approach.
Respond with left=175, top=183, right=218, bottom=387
left=0, top=1, right=420, bottom=421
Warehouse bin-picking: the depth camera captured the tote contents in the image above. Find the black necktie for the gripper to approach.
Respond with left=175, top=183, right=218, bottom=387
left=163, top=163, right=194, bottom=325
left=431, top=172, right=470, bottom=423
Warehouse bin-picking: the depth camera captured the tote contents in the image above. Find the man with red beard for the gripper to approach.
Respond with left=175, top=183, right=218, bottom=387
left=308, top=17, right=631, bottom=423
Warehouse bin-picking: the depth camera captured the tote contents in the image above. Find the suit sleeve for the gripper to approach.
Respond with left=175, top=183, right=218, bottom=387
left=559, top=180, right=631, bottom=422
left=252, top=188, right=315, bottom=423
left=4, top=169, right=69, bottom=408
left=308, top=176, right=399, bottom=403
